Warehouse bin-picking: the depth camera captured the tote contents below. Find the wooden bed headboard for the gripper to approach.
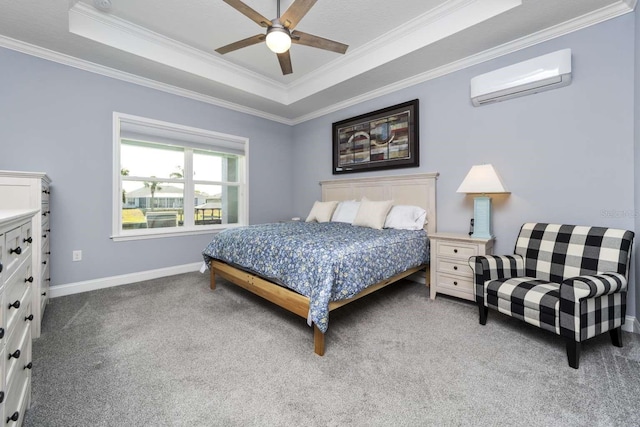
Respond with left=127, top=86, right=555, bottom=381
left=320, top=172, right=438, bottom=235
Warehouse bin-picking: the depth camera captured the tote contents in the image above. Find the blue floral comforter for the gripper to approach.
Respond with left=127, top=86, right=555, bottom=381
left=202, top=222, right=429, bottom=333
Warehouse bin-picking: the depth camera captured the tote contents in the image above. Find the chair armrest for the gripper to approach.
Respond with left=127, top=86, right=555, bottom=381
left=470, top=254, right=525, bottom=283
left=561, top=273, right=628, bottom=301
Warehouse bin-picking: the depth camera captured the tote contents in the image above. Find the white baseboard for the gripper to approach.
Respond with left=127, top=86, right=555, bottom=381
left=623, top=315, right=640, bottom=334
left=50, top=262, right=204, bottom=298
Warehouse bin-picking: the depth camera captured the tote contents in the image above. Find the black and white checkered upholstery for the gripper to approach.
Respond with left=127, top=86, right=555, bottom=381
left=473, top=223, right=634, bottom=342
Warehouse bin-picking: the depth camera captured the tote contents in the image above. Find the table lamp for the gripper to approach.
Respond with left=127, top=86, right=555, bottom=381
left=456, top=164, right=509, bottom=239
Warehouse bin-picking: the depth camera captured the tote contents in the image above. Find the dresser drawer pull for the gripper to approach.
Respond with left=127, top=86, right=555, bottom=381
left=46, top=251, right=51, bottom=255
left=9, top=246, right=21, bottom=255
left=8, top=350, right=20, bottom=360
left=454, top=281, right=458, bottom=286
left=8, top=300, right=20, bottom=310
left=6, top=412, right=19, bottom=423
left=42, top=292, right=48, bottom=296
left=454, top=249, right=458, bottom=253
left=46, top=278, right=51, bottom=281
left=0, top=262, right=2, bottom=273
left=453, top=266, right=458, bottom=270
left=0, top=328, right=4, bottom=339
left=0, top=391, right=4, bottom=404
left=23, top=362, right=32, bottom=370
left=43, top=260, right=47, bottom=265
left=43, top=234, right=47, bottom=238
left=45, top=228, right=51, bottom=232
left=23, top=237, right=32, bottom=244
left=25, top=314, right=34, bottom=321
left=42, top=189, right=49, bottom=194
left=25, top=276, right=34, bottom=283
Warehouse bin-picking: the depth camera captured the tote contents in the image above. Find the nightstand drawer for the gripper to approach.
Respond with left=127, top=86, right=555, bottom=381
left=436, top=273, right=474, bottom=296
left=436, top=241, right=477, bottom=260
left=437, top=258, right=473, bottom=278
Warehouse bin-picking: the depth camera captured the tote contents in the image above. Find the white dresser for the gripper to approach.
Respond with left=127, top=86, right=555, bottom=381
left=0, top=209, right=36, bottom=427
left=0, top=171, right=51, bottom=339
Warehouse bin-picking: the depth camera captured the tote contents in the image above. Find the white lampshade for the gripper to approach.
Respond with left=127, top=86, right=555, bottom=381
left=266, top=28, right=291, bottom=54
left=456, top=164, right=509, bottom=194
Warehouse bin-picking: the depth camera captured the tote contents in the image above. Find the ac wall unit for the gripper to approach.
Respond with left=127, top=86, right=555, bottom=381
left=470, top=49, right=572, bottom=106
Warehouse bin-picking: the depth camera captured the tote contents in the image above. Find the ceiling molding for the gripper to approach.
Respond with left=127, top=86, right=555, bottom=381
left=285, top=0, right=522, bottom=104
left=290, top=0, right=636, bottom=124
left=0, top=34, right=294, bottom=125
left=69, top=2, right=289, bottom=104
left=0, top=1, right=633, bottom=127
left=68, top=0, right=520, bottom=106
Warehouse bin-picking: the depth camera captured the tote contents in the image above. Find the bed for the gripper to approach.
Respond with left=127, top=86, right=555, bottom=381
left=202, top=173, right=438, bottom=355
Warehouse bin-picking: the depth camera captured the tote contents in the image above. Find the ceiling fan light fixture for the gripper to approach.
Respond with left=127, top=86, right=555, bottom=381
left=265, top=26, right=291, bottom=54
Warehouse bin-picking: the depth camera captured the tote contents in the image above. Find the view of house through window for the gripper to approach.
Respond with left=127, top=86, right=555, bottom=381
left=114, top=113, right=247, bottom=239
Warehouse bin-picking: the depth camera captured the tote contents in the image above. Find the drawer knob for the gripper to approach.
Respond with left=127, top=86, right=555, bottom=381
left=9, top=246, right=21, bottom=255
left=46, top=278, right=51, bottom=281
left=454, top=281, right=458, bottom=286
left=0, top=328, right=4, bottom=339
left=0, top=262, right=2, bottom=273
left=453, top=249, right=458, bottom=253
left=8, top=300, right=20, bottom=310
left=23, top=237, right=32, bottom=244
left=8, top=350, right=20, bottom=360
left=0, top=391, right=4, bottom=404
left=42, top=292, right=48, bottom=296
left=43, top=260, right=47, bottom=265
left=25, top=276, right=34, bottom=283
left=43, top=234, right=47, bottom=238
left=23, top=362, right=33, bottom=370
left=42, top=212, right=47, bottom=217
left=46, top=251, right=51, bottom=255
left=453, top=266, right=458, bottom=270
left=46, top=228, right=51, bottom=232
left=25, top=314, right=34, bottom=321
left=6, top=412, right=19, bottom=423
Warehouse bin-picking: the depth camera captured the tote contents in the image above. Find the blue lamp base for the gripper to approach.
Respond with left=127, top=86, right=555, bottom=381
left=472, top=196, right=493, bottom=239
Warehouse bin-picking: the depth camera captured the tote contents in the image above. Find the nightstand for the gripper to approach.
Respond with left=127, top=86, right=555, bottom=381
left=429, top=233, right=494, bottom=301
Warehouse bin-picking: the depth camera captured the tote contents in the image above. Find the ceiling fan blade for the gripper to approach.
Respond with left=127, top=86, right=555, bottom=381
left=280, top=0, right=317, bottom=29
left=291, top=30, right=348, bottom=54
left=222, top=0, right=272, bottom=27
left=216, top=34, right=265, bottom=55
left=277, top=51, right=293, bottom=75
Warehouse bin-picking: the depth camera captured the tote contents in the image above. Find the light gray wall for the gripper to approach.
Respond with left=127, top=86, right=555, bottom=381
left=0, top=47, right=293, bottom=285
left=292, top=15, right=637, bottom=317
left=635, top=4, right=640, bottom=329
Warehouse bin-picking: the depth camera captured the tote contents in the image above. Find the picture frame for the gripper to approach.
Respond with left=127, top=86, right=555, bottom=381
left=332, top=99, right=419, bottom=174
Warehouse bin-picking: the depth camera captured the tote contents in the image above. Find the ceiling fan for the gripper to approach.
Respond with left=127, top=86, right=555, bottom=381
left=216, top=0, right=349, bottom=75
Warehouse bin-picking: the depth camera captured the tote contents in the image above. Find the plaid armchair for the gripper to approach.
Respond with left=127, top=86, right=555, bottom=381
left=472, top=223, right=634, bottom=369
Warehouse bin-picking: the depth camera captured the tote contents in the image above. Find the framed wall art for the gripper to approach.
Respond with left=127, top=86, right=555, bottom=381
left=332, top=99, right=419, bottom=174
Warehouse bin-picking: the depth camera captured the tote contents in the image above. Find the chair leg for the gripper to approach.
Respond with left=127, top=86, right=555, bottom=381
left=609, top=327, right=623, bottom=347
left=566, top=338, right=581, bottom=369
left=478, top=303, right=488, bottom=325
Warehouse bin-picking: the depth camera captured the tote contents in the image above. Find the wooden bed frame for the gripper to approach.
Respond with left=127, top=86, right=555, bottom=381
left=209, top=172, right=438, bottom=355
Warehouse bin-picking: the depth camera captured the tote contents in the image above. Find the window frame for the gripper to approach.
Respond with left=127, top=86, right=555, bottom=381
left=112, top=112, right=249, bottom=241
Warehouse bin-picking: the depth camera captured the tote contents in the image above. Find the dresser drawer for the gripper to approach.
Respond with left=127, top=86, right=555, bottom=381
left=6, top=315, right=30, bottom=389
left=435, top=272, right=474, bottom=296
left=436, top=258, right=473, bottom=278
left=5, top=260, right=31, bottom=335
left=4, top=226, right=24, bottom=280
left=436, top=241, right=477, bottom=260
left=5, top=376, right=29, bottom=427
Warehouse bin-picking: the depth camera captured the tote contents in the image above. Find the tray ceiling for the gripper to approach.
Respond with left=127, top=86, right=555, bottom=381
left=0, top=0, right=635, bottom=124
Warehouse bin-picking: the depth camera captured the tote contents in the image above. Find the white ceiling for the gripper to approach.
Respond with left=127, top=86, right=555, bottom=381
left=0, top=0, right=635, bottom=124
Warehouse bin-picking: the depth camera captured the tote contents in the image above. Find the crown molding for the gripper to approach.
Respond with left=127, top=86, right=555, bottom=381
left=0, top=1, right=633, bottom=127
left=0, top=34, right=294, bottom=125
left=290, top=0, right=635, bottom=124
left=69, top=2, right=289, bottom=104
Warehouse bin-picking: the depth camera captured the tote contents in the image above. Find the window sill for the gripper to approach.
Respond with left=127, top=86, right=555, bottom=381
left=111, top=224, right=243, bottom=242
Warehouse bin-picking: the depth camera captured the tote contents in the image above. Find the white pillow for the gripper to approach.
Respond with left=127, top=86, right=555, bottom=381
left=331, top=201, right=360, bottom=223
left=305, top=201, right=338, bottom=223
left=384, top=205, right=427, bottom=230
left=353, top=198, right=393, bottom=230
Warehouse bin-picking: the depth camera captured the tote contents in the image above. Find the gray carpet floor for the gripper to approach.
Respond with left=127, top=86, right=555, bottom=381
left=24, top=272, right=640, bottom=426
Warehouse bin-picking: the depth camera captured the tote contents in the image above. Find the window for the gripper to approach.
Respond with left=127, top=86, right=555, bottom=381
left=112, top=113, right=248, bottom=241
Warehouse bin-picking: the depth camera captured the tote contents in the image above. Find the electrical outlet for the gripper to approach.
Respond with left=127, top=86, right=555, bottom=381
left=72, top=250, right=82, bottom=262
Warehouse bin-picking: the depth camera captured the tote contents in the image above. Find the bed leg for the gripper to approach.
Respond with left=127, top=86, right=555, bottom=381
left=314, top=325, right=325, bottom=356
left=210, top=267, right=216, bottom=290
